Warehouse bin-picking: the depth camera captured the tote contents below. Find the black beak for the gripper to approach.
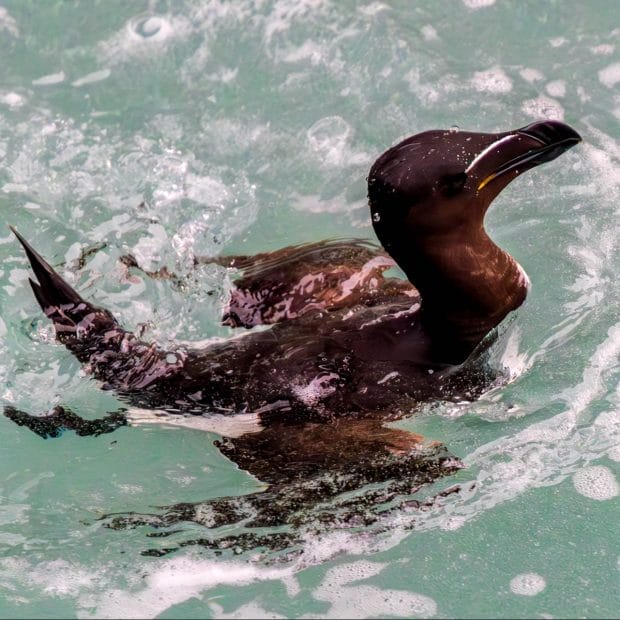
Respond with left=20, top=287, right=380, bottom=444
left=516, top=120, right=582, bottom=148
left=475, top=120, right=582, bottom=191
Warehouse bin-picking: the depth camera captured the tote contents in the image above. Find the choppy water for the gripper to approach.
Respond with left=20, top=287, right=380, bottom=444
left=0, top=0, right=618, bottom=618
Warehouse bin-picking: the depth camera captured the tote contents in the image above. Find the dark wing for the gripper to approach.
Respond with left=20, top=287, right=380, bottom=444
left=214, top=238, right=418, bottom=328
left=206, top=238, right=384, bottom=274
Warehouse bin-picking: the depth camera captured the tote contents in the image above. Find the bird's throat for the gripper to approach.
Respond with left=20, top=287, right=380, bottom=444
left=397, top=233, right=528, bottom=363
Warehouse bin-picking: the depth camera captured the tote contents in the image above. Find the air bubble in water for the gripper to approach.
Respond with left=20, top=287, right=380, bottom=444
left=372, top=212, right=381, bottom=223
left=135, top=16, right=163, bottom=38
left=449, top=125, right=460, bottom=133
left=510, top=573, right=546, bottom=596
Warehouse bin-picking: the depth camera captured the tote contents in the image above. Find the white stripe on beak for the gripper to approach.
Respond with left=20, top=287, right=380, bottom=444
left=464, top=134, right=518, bottom=174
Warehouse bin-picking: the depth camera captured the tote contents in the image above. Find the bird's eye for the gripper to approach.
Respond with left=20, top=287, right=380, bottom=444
left=438, top=172, right=467, bottom=197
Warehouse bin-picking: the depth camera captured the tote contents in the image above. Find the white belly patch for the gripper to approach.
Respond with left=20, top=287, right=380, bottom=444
left=126, top=407, right=263, bottom=438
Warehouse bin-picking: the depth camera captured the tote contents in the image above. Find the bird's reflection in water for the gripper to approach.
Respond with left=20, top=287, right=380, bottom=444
left=6, top=397, right=473, bottom=558
left=104, top=418, right=466, bottom=558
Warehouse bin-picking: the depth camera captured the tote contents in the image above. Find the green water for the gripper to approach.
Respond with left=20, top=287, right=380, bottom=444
left=0, top=0, right=618, bottom=617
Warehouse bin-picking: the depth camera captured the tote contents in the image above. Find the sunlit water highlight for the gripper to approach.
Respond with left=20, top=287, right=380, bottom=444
left=0, top=1, right=618, bottom=618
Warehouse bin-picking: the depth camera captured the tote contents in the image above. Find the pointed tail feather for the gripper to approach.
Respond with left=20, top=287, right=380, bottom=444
left=11, top=226, right=120, bottom=354
left=11, top=226, right=87, bottom=310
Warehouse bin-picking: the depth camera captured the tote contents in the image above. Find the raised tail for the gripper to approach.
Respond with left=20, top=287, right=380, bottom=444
left=11, top=227, right=121, bottom=360
left=11, top=227, right=190, bottom=401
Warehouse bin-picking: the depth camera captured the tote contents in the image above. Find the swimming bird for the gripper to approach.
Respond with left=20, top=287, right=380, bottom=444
left=5, top=120, right=580, bottom=544
left=9, top=119, right=581, bottom=421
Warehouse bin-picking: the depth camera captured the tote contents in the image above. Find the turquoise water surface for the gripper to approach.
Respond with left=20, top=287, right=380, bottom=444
left=0, top=1, right=618, bottom=618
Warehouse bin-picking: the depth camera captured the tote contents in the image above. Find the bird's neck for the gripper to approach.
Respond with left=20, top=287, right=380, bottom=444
left=396, top=228, right=528, bottom=363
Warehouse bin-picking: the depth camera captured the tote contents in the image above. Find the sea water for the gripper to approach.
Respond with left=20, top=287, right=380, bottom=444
left=0, top=1, right=618, bottom=617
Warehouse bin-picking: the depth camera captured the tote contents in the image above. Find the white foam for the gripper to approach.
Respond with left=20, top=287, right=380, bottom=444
left=311, top=583, right=437, bottom=618
left=72, top=69, right=111, bottom=87
left=472, top=67, right=512, bottom=93
left=115, top=483, right=144, bottom=495
left=0, top=557, right=95, bottom=599
left=357, top=2, right=390, bottom=16
left=306, top=561, right=437, bottom=618
left=297, top=528, right=410, bottom=569
left=66, top=551, right=434, bottom=619
left=579, top=126, right=620, bottom=190
left=590, top=44, right=615, bottom=56
left=494, top=326, right=531, bottom=381
left=292, top=191, right=366, bottom=214
left=598, top=62, right=620, bottom=88
left=521, top=95, right=564, bottom=120
left=549, top=37, right=567, bottom=48
left=0, top=7, right=19, bottom=37
left=166, top=473, right=196, bottom=490
left=403, top=68, right=441, bottom=105
left=262, top=0, right=330, bottom=46
left=187, top=172, right=232, bottom=205
left=32, top=560, right=96, bottom=597
left=320, top=561, right=386, bottom=588
left=558, top=324, right=620, bottom=417
left=421, top=25, right=438, bottom=41
left=509, top=573, right=546, bottom=596
left=573, top=465, right=619, bottom=501
left=519, top=68, right=544, bottom=83
left=210, top=601, right=286, bottom=619
left=407, top=317, right=620, bottom=534
left=198, top=117, right=270, bottom=159
left=545, top=80, right=566, bottom=98
left=32, top=71, right=66, bottom=86
left=462, top=0, right=495, bottom=8
left=281, top=40, right=326, bottom=65
left=439, top=516, right=467, bottom=531
left=78, top=557, right=293, bottom=619
left=1, top=92, right=25, bottom=108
